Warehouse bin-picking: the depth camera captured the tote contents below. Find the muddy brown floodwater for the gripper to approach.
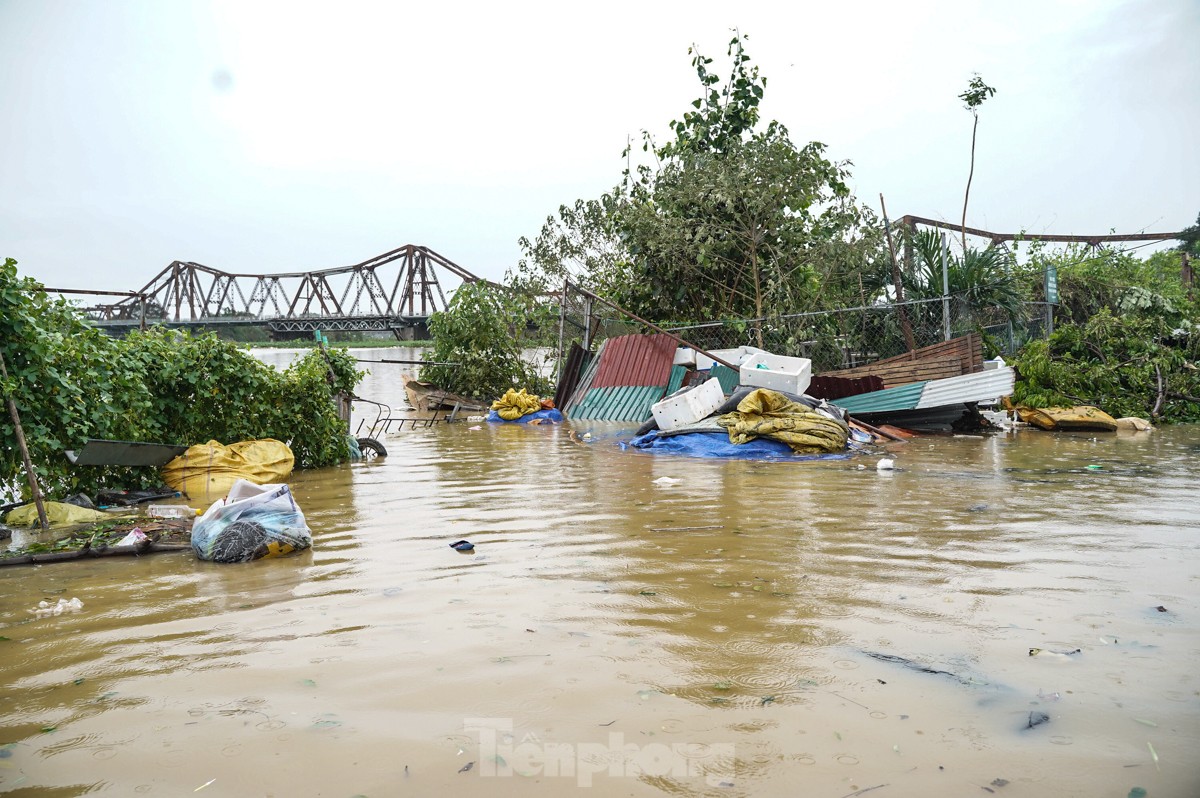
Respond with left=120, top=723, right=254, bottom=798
left=1, top=350, right=1198, bottom=797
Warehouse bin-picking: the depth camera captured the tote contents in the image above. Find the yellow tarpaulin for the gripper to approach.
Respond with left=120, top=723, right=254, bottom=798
left=161, top=439, right=294, bottom=506
left=1014, top=405, right=1118, bottom=432
left=3, top=501, right=121, bottom=527
left=491, top=388, right=542, bottom=421
left=717, top=389, right=849, bottom=454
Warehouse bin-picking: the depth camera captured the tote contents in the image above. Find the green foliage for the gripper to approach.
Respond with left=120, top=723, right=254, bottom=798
left=517, top=33, right=884, bottom=335
left=513, top=194, right=626, bottom=295
left=1019, top=242, right=1196, bottom=325
left=959, top=74, right=997, bottom=113
left=1012, top=309, right=1200, bottom=423
left=1, top=257, right=363, bottom=503
left=658, top=34, right=765, bottom=159
left=421, top=282, right=553, bottom=401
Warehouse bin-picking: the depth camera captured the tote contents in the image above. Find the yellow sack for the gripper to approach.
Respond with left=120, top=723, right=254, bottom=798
left=1015, top=405, right=1117, bottom=432
left=490, top=388, right=542, bottom=421
left=718, top=388, right=849, bottom=454
left=3, top=501, right=120, bottom=527
left=161, top=439, right=294, bottom=506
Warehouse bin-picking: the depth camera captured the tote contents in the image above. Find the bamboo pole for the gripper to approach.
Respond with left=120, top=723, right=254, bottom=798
left=0, top=350, right=50, bottom=529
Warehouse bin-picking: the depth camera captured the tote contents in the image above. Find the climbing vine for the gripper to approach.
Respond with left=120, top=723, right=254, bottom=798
left=1, top=257, right=363, bottom=504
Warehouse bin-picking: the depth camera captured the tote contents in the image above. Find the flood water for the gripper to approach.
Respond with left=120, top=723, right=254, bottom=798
left=1, top=349, right=1198, bottom=797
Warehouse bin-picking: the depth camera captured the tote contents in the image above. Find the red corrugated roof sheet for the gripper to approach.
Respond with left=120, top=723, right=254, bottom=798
left=590, top=334, right=677, bottom=389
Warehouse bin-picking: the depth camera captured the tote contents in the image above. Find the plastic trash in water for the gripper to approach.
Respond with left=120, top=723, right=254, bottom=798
left=147, top=504, right=197, bottom=519
left=652, top=476, right=682, bottom=486
left=191, top=481, right=312, bottom=563
left=449, top=540, right=475, bottom=551
left=30, top=597, right=84, bottom=618
left=876, top=458, right=896, bottom=471
left=115, top=528, right=150, bottom=547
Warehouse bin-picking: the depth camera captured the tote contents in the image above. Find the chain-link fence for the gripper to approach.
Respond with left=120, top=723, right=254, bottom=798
left=555, top=281, right=1054, bottom=377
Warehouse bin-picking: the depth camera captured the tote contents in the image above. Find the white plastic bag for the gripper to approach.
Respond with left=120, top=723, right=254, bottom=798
left=191, top=480, right=312, bottom=563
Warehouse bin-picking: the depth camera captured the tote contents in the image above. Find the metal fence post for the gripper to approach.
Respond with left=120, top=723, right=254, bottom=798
left=941, top=232, right=951, bottom=341
left=582, top=296, right=594, bottom=351
left=556, top=280, right=567, bottom=382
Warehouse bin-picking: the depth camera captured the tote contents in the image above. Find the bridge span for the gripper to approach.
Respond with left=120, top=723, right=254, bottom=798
left=74, top=244, right=489, bottom=338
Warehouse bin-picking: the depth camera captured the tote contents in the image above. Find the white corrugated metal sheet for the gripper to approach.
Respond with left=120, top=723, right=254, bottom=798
left=914, top=367, right=1015, bottom=409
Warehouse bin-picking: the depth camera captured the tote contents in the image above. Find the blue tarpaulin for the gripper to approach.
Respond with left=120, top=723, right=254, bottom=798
left=624, top=430, right=851, bottom=461
left=486, top=408, right=565, bottom=424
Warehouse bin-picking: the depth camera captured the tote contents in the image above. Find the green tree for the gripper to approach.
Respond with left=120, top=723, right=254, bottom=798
left=958, top=74, right=997, bottom=251
left=517, top=34, right=883, bottom=339
left=420, top=282, right=553, bottom=401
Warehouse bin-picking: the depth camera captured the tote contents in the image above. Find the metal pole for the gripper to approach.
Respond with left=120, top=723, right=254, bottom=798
left=0, top=351, right=49, bottom=530
left=556, top=280, right=567, bottom=384
left=941, top=232, right=951, bottom=341
left=581, top=296, right=594, bottom=351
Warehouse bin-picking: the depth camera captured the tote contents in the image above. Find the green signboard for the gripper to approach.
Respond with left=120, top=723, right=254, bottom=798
left=1045, top=265, right=1058, bottom=304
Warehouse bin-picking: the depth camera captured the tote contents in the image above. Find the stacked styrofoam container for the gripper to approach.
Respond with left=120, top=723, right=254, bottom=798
left=695, top=346, right=765, bottom=371
left=673, top=347, right=697, bottom=367
left=739, top=352, right=813, bottom=395
left=651, top=378, right=725, bottom=431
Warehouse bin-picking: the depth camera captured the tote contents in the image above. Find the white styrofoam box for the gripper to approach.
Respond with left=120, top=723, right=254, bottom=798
left=695, top=345, right=765, bottom=371
left=739, top=352, right=812, bottom=395
left=673, top=347, right=697, bottom=367
left=652, top=378, right=726, bottom=431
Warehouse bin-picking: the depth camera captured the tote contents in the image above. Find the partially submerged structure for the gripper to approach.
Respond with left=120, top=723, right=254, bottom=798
left=557, top=331, right=1014, bottom=445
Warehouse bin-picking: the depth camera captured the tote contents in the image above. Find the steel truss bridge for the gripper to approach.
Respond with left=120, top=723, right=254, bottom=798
left=80, top=244, right=489, bottom=338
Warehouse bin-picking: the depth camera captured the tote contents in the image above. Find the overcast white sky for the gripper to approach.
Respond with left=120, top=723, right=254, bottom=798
left=2, top=0, right=1197, bottom=293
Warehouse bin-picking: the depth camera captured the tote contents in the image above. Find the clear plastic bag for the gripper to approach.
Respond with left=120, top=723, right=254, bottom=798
left=191, top=480, right=312, bottom=563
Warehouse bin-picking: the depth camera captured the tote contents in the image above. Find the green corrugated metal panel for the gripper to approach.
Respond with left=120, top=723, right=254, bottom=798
left=572, top=385, right=665, bottom=422
left=832, top=380, right=929, bottom=414
left=665, top=365, right=687, bottom=397
left=711, top=363, right=740, bottom=395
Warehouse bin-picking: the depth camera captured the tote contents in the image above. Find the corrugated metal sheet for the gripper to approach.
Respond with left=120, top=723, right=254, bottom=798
left=831, top=381, right=928, bottom=414
left=572, top=385, right=665, bottom=422
left=665, top=364, right=687, bottom=397
left=553, top=343, right=590, bottom=409
left=563, top=339, right=606, bottom=417
left=711, top=363, right=740, bottom=395
left=591, top=334, right=677, bottom=388
left=915, top=367, right=1015, bottom=409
